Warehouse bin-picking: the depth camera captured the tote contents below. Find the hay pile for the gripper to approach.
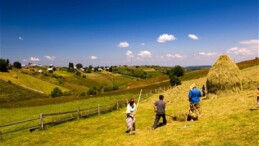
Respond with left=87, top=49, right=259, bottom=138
left=206, top=55, right=242, bottom=97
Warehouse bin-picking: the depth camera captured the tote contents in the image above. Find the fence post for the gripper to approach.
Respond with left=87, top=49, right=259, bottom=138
left=77, top=107, right=80, bottom=119
left=98, top=104, right=100, bottom=115
left=40, top=113, right=44, bottom=129
left=0, top=130, right=2, bottom=140
left=117, top=101, right=119, bottom=110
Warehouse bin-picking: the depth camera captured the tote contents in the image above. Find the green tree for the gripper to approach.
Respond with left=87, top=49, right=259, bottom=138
left=170, top=75, right=181, bottom=86
left=87, top=87, right=97, bottom=95
left=6, top=59, right=9, bottom=66
left=172, top=65, right=184, bottom=77
left=67, top=62, right=74, bottom=72
left=88, top=65, right=93, bottom=70
left=51, top=87, right=63, bottom=97
left=109, top=66, right=113, bottom=72
left=13, top=61, right=22, bottom=69
left=0, top=58, right=8, bottom=72
left=76, top=63, right=83, bottom=69
left=94, top=66, right=99, bottom=72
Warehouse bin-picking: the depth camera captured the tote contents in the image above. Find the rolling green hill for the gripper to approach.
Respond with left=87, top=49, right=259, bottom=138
left=0, top=58, right=257, bottom=109
left=1, top=65, right=258, bottom=145
left=0, top=70, right=69, bottom=94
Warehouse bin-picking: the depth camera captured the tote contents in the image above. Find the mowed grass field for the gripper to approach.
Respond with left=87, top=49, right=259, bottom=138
left=0, top=70, right=69, bottom=95
left=1, top=65, right=258, bottom=145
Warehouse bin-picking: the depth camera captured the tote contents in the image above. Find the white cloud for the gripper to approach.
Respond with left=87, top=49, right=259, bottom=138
left=126, top=50, right=134, bottom=59
left=18, top=36, right=23, bottom=40
left=188, top=34, right=199, bottom=40
left=90, top=56, right=97, bottom=60
left=198, top=52, right=217, bottom=57
left=239, top=39, right=259, bottom=45
left=141, top=43, right=145, bottom=46
left=45, top=56, right=56, bottom=61
left=30, top=57, right=40, bottom=62
left=157, top=34, right=176, bottom=43
left=166, top=53, right=184, bottom=59
left=226, top=47, right=251, bottom=55
left=118, top=41, right=129, bottom=48
left=23, top=59, right=27, bottom=62
left=138, top=51, right=152, bottom=58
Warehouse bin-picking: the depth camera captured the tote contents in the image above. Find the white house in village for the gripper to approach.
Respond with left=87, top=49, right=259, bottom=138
left=38, top=69, right=43, bottom=73
left=98, top=67, right=103, bottom=72
left=80, top=68, right=85, bottom=72
left=47, top=64, right=54, bottom=73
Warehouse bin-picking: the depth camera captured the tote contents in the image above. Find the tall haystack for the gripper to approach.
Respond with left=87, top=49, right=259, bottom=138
left=206, top=55, right=242, bottom=97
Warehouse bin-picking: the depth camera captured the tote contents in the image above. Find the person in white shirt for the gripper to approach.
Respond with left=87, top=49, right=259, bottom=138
left=125, top=99, right=136, bottom=133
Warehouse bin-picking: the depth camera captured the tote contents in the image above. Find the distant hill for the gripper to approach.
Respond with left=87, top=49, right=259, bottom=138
left=184, top=65, right=211, bottom=70
left=184, top=57, right=259, bottom=71
left=236, top=57, right=259, bottom=69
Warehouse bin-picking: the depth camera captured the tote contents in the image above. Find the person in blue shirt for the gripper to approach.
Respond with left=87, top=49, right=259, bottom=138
left=188, top=83, right=202, bottom=115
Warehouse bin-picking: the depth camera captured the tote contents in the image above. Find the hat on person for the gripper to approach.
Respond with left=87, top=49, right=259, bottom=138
left=190, top=83, right=196, bottom=90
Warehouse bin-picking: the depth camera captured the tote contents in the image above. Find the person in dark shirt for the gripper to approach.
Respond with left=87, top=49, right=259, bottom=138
left=202, top=85, right=206, bottom=96
left=152, top=95, right=167, bottom=129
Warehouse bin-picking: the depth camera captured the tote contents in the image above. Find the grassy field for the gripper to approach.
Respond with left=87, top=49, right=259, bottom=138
left=0, top=70, right=69, bottom=95
left=0, top=79, right=49, bottom=103
left=1, top=65, right=258, bottom=145
left=0, top=93, right=137, bottom=125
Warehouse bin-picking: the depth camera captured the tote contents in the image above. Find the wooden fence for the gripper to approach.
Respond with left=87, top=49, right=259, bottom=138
left=0, top=86, right=171, bottom=137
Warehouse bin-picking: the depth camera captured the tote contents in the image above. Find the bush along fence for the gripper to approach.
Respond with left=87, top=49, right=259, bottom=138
left=0, top=86, right=171, bottom=138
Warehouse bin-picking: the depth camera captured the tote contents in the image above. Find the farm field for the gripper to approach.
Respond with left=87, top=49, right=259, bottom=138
left=1, top=0, right=258, bottom=145
left=0, top=65, right=258, bottom=145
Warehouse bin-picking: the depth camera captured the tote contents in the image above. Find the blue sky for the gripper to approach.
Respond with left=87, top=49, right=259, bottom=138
left=1, top=0, right=258, bottom=67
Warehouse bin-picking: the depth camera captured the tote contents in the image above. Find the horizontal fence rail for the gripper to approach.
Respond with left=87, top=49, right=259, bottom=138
left=0, top=118, right=39, bottom=128
left=0, top=86, right=171, bottom=137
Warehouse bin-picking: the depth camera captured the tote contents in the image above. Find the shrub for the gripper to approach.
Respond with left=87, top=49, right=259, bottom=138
left=13, top=61, right=22, bottom=69
left=87, top=87, right=97, bottom=95
left=51, top=87, right=63, bottom=97
left=113, top=85, right=119, bottom=90
left=44, top=73, right=49, bottom=76
left=170, top=75, right=181, bottom=86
